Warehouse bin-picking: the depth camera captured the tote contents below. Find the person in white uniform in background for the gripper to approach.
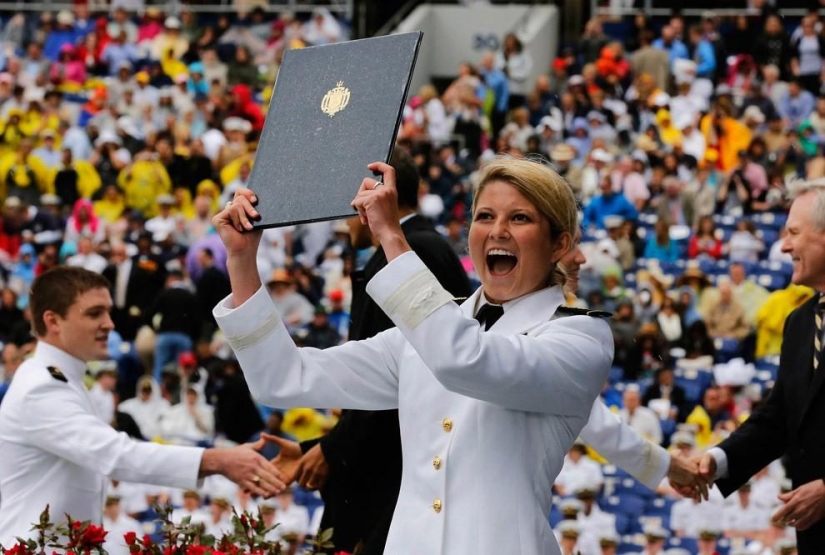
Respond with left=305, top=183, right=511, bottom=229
left=102, top=495, right=141, bottom=555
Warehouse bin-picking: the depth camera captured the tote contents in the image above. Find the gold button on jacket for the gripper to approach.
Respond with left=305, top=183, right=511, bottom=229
left=433, top=498, right=442, bottom=513
left=442, top=418, right=453, bottom=432
left=433, top=455, right=442, bottom=470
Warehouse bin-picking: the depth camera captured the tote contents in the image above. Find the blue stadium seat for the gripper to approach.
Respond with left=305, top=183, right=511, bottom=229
left=758, top=259, right=793, bottom=278
left=617, top=542, right=644, bottom=555
left=639, top=514, right=670, bottom=532
left=645, top=497, right=675, bottom=517
left=752, top=212, right=787, bottom=230
left=714, top=338, right=742, bottom=362
left=660, top=418, right=677, bottom=442
left=667, top=537, right=698, bottom=552
left=639, top=213, right=658, bottom=226
left=754, top=357, right=779, bottom=383
left=756, top=228, right=778, bottom=246
left=294, top=487, right=325, bottom=520
left=756, top=273, right=785, bottom=291
left=716, top=537, right=733, bottom=555
left=714, top=228, right=734, bottom=242
left=602, top=492, right=648, bottom=517
left=613, top=512, right=631, bottom=535
left=548, top=506, right=563, bottom=527
left=674, top=376, right=706, bottom=404
left=659, top=261, right=681, bottom=275
left=698, top=258, right=718, bottom=274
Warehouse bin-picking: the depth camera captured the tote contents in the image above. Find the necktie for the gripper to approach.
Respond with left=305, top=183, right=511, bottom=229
left=814, top=294, right=825, bottom=372
left=475, top=304, right=504, bottom=331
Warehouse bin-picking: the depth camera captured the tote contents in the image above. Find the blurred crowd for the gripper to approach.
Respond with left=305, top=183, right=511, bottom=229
left=0, top=2, right=822, bottom=554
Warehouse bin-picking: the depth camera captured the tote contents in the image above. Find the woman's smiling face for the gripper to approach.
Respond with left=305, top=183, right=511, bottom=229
left=469, top=180, right=564, bottom=304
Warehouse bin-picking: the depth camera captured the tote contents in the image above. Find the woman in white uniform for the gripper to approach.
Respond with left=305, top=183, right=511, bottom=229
left=213, top=158, right=614, bottom=555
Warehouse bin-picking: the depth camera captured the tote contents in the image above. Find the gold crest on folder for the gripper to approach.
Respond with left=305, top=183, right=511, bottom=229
left=321, top=81, right=351, bottom=117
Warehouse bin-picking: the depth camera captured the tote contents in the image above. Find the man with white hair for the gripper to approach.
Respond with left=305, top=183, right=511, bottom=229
left=763, top=65, right=789, bottom=108
left=690, top=178, right=825, bottom=554
left=620, top=385, right=663, bottom=446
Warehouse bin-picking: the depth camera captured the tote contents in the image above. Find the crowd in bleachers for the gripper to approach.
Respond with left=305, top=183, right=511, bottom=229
left=0, top=1, right=822, bottom=554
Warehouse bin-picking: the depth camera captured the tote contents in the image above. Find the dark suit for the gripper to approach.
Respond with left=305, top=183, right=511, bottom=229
left=103, top=260, right=163, bottom=341
left=195, top=265, right=231, bottom=337
left=716, top=295, right=824, bottom=553
left=304, top=214, right=472, bottom=554
left=642, top=383, right=688, bottom=422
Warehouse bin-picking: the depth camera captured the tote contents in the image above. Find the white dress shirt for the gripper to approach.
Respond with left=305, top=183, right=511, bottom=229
left=619, top=406, right=663, bottom=446
left=555, top=455, right=604, bottom=494
left=102, top=514, right=142, bottom=555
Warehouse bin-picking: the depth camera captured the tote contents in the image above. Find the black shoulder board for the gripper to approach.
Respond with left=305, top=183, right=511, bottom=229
left=47, top=366, right=68, bottom=383
left=556, top=306, right=613, bottom=318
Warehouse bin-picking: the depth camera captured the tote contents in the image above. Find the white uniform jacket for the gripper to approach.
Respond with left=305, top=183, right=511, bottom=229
left=215, top=251, right=613, bottom=555
left=0, top=342, right=204, bottom=545
left=580, top=400, right=670, bottom=490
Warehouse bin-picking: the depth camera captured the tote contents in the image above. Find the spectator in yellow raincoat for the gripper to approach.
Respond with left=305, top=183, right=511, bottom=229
left=49, top=147, right=102, bottom=210
left=93, top=183, right=127, bottom=224
left=172, top=187, right=197, bottom=220
left=656, top=109, right=683, bottom=147
left=700, top=104, right=752, bottom=172
left=117, top=151, right=171, bottom=218
left=754, top=283, right=815, bottom=358
left=195, top=179, right=222, bottom=214
left=0, top=137, right=52, bottom=204
left=0, top=109, right=29, bottom=157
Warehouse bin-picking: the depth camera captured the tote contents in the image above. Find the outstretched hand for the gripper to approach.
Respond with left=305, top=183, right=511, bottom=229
left=295, top=443, right=330, bottom=491
left=262, top=433, right=303, bottom=484
left=772, top=480, right=825, bottom=531
left=262, top=434, right=331, bottom=491
left=202, top=439, right=287, bottom=498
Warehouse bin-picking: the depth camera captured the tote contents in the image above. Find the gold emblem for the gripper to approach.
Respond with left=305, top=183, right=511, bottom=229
left=321, top=81, right=351, bottom=117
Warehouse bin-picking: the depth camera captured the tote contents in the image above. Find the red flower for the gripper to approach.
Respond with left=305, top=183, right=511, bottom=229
left=124, top=531, right=137, bottom=546
left=5, top=543, right=33, bottom=555
left=72, top=521, right=83, bottom=530
left=186, top=546, right=207, bottom=555
left=142, top=535, right=153, bottom=547
left=81, top=524, right=107, bottom=545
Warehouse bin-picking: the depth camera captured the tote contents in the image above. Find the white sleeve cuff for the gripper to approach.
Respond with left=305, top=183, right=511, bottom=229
left=366, top=251, right=454, bottom=330
left=708, top=447, right=729, bottom=480
left=640, top=442, right=671, bottom=489
left=213, top=286, right=283, bottom=351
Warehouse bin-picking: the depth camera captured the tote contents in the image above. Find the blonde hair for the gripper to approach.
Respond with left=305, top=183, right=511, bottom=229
left=418, top=84, right=438, bottom=103
left=471, top=157, right=576, bottom=289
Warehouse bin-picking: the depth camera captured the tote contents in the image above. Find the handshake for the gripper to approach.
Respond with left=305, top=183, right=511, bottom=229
left=667, top=451, right=715, bottom=502
left=667, top=452, right=825, bottom=531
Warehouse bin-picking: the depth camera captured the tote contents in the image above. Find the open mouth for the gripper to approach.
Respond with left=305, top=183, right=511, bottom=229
left=486, top=249, right=518, bottom=277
